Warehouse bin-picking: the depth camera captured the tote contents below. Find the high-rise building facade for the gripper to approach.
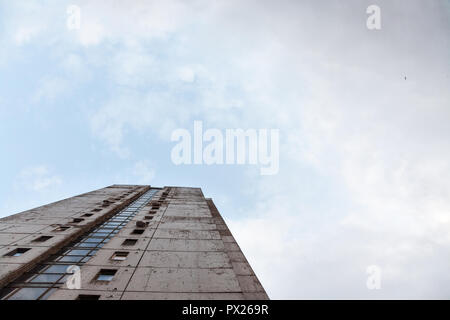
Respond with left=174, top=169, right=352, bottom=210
left=0, top=185, right=268, bottom=300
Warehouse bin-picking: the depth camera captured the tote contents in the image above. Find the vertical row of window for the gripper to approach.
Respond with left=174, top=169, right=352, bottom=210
left=0, top=189, right=158, bottom=300
left=83, top=189, right=169, bottom=299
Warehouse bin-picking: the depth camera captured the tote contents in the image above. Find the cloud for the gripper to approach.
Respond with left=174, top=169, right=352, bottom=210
left=1, top=0, right=450, bottom=299
left=132, top=161, right=155, bottom=184
left=83, top=0, right=450, bottom=297
left=15, top=166, right=63, bottom=192
left=73, top=0, right=201, bottom=46
left=33, top=75, right=69, bottom=102
left=177, top=66, right=196, bottom=83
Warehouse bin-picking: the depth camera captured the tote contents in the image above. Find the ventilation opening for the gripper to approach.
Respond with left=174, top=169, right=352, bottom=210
left=111, top=251, right=129, bottom=261
left=4, top=248, right=31, bottom=257
left=122, top=239, right=137, bottom=246
left=101, top=200, right=112, bottom=208
left=77, top=294, right=100, bottom=300
left=32, top=236, right=53, bottom=243
left=53, top=226, right=70, bottom=232
left=95, top=269, right=117, bottom=282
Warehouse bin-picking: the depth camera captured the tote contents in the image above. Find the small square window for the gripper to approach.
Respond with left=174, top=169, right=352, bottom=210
left=72, top=218, right=84, bottom=223
left=131, top=229, right=145, bottom=235
left=53, top=226, right=70, bottom=232
left=111, top=251, right=129, bottom=261
left=95, top=269, right=117, bottom=282
left=32, top=236, right=53, bottom=243
left=122, top=239, right=137, bottom=246
left=4, top=248, right=31, bottom=257
left=77, top=294, right=100, bottom=300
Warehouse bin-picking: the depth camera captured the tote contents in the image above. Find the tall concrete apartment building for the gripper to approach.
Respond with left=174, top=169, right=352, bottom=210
left=0, top=185, right=268, bottom=300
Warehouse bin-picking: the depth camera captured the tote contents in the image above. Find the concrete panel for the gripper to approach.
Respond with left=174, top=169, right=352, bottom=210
left=101, top=235, right=151, bottom=251
left=122, top=292, right=245, bottom=300
left=157, top=222, right=217, bottom=231
left=0, top=224, right=48, bottom=234
left=153, top=229, right=221, bottom=240
left=11, top=234, right=72, bottom=248
left=0, top=233, right=31, bottom=246
left=64, top=265, right=134, bottom=292
left=48, top=289, right=122, bottom=300
left=115, top=226, right=156, bottom=239
left=127, top=268, right=241, bottom=293
left=227, top=251, right=247, bottom=262
left=148, top=239, right=225, bottom=252
left=140, top=251, right=232, bottom=269
left=236, top=275, right=266, bottom=293
left=0, top=246, right=52, bottom=265
left=85, top=249, right=143, bottom=268
left=231, top=262, right=254, bottom=276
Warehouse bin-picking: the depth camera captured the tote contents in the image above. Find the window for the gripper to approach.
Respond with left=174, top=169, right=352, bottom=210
left=111, top=251, right=129, bottom=261
left=7, top=287, right=47, bottom=300
left=122, top=239, right=137, bottom=246
left=131, top=229, right=145, bottom=235
left=72, top=218, right=84, bottom=223
left=149, top=210, right=156, bottom=214
left=4, top=248, right=31, bottom=257
left=95, top=269, right=117, bottom=282
left=144, top=216, right=153, bottom=220
left=82, top=213, right=93, bottom=217
left=53, top=226, right=70, bottom=232
left=30, top=274, right=62, bottom=283
left=32, top=236, right=53, bottom=243
left=91, top=208, right=102, bottom=212
left=43, top=264, right=70, bottom=274
left=77, top=294, right=100, bottom=300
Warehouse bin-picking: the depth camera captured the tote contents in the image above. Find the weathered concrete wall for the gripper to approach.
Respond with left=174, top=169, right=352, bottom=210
left=0, top=185, right=268, bottom=300
left=48, top=186, right=268, bottom=300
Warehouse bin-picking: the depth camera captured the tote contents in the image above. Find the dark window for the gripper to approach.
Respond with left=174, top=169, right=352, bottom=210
left=7, top=287, right=47, bottom=300
left=4, top=248, right=31, bottom=257
left=83, top=237, right=103, bottom=243
left=32, top=236, right=53, bottom=243
left=72, top=218, right=84, bottom=223
left=131, top=229, right=145, bottom=235
left=43, top=264, right=70, bottom=274
left=77, top=294, right=100, bottom=300
left=59, top=256, right=83, bottom=262
left=53, top=226, right=70, bottom=232
left=144, top=216, right=153, bottom=220
left=82, top=213, right=93, bottom=217
left=91, top=208, right=102, bottom=212
left=122, top=239, right=137, bottom=246
left=111, top=251, right=129, bottom=261
left=66, top=249, right=91, bottom=256
left=30, top=274, right=62, bottom=283
left=95, top=269, right=117, bottom=282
